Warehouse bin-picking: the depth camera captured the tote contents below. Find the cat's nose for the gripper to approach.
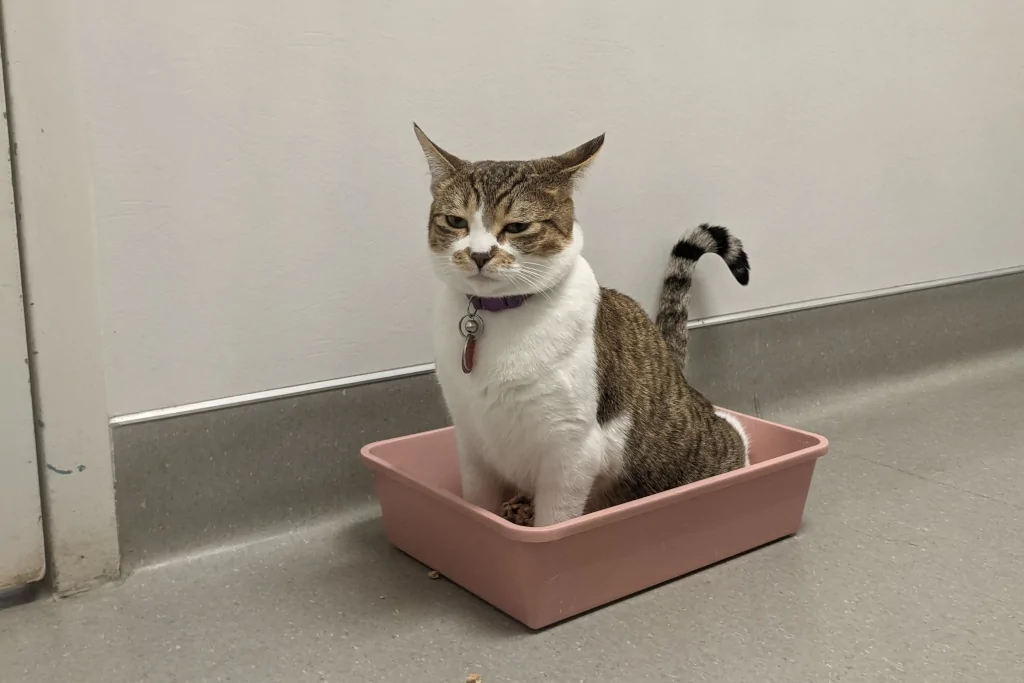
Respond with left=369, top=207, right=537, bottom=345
left=470, top=251, right=493, bottom=269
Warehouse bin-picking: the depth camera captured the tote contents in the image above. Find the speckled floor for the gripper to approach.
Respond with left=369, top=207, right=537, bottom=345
left=1, top=352, right=1022, bottom=682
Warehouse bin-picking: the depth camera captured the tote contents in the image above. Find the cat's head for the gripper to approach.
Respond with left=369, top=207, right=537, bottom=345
left=414, top=124, right=604, bottom=297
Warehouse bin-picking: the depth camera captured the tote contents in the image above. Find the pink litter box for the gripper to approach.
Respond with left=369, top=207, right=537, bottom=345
left=360, top=409, right=828, bottom=629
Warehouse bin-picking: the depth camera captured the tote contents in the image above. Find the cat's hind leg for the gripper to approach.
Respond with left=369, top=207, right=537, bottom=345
left=715, top=409, right=751, bottom=467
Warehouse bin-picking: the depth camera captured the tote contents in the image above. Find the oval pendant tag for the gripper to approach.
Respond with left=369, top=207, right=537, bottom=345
left=462, top=336, right=477, bottom=374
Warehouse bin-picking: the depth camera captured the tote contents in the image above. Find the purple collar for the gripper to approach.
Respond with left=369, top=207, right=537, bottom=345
left=468, top=294, right=531, bottom=312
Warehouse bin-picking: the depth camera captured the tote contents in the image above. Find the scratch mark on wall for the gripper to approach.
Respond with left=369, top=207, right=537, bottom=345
left=44, top=463, right=87, bottom=475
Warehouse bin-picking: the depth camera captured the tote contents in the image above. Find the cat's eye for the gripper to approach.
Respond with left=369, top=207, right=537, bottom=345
left=503, top=222, right=531, bottom=234
left=445, top=215, right=468, bottom=230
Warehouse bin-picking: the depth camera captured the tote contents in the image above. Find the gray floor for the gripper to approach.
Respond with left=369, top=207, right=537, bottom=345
left=2, top=352, right=1022, bottom=682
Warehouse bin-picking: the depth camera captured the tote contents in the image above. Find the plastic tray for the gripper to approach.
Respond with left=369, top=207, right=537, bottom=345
left=360, top=409, right=828, bottom=629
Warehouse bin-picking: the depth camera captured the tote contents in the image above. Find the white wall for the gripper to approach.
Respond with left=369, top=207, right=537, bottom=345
left=75, top=1, right=1024, bottom=415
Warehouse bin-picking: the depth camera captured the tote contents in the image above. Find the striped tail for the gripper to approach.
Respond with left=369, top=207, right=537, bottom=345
left=656, top=224, right=750, bottom=370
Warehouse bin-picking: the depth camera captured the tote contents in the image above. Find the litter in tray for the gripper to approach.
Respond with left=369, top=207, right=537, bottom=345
left=500, top=494, right=534, bottom=526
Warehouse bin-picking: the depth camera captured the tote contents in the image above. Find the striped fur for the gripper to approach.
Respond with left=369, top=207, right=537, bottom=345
left=656, top=224, right=750, bottom=370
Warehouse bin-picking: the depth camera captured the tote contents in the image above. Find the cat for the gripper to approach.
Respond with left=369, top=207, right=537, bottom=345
left=415, top=124, right=751, bottom=527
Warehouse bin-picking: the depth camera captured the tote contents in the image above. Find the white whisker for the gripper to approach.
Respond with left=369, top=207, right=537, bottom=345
left=511, top=269, right=553, bottom=300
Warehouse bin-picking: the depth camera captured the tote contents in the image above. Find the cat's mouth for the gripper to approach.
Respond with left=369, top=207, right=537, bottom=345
left=466, top=272, right=498, bottom=282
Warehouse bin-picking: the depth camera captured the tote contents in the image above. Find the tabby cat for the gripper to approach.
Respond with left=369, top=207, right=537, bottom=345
left=415, top=125, right=751, bottom=527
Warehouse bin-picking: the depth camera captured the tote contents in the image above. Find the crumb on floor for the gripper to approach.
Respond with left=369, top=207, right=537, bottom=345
left=466, top=675, right=482, bottom=683
left=427, top=569, right=440, bottom=580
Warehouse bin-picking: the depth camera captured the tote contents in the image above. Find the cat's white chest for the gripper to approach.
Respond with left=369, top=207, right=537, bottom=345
left=433, top=260, right=603, bottom=490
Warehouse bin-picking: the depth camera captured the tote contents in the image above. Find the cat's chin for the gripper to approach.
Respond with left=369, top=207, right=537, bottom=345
left=431, top=270, right=540, bottom=298
left=434, top=259, right=577, bottom=297
left=452, top=261, right=579, bottom=298
left=446, top=276, right=529, bottom=298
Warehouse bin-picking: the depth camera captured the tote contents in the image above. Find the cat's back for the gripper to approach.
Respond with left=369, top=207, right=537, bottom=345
left=594, top=286, right=669, bottom=355
left=593, top=286, right=690, bottom=419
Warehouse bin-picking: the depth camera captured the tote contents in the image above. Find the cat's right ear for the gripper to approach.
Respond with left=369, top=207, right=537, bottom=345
left=413, top=123, right=464, bottom=187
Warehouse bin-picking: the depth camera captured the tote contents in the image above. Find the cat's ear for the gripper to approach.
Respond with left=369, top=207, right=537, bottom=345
left=413, top=123, right=464, bottom=187
left=550, top=133, right=605, bottom=183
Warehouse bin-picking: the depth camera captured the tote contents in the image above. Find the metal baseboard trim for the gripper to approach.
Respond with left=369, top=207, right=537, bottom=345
left=689, top=264, right=1024, bottom=329
left=110, top=362, right=438, bottom=426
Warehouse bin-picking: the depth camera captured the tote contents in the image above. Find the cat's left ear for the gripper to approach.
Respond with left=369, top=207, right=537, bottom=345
left=551, top=133, right=605, bottom=183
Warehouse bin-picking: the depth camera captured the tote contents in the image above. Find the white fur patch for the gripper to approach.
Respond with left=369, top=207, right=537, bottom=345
left=434, top=224, right=611, bottom=526
left=716, top=409, right=751, bottom=467
left=599, top=411, right=632, bottom=475
left=466, top=208, right=497, bottom=254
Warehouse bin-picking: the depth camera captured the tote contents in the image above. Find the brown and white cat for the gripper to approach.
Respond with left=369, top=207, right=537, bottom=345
left=415, top=125, right=751, bottom=527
